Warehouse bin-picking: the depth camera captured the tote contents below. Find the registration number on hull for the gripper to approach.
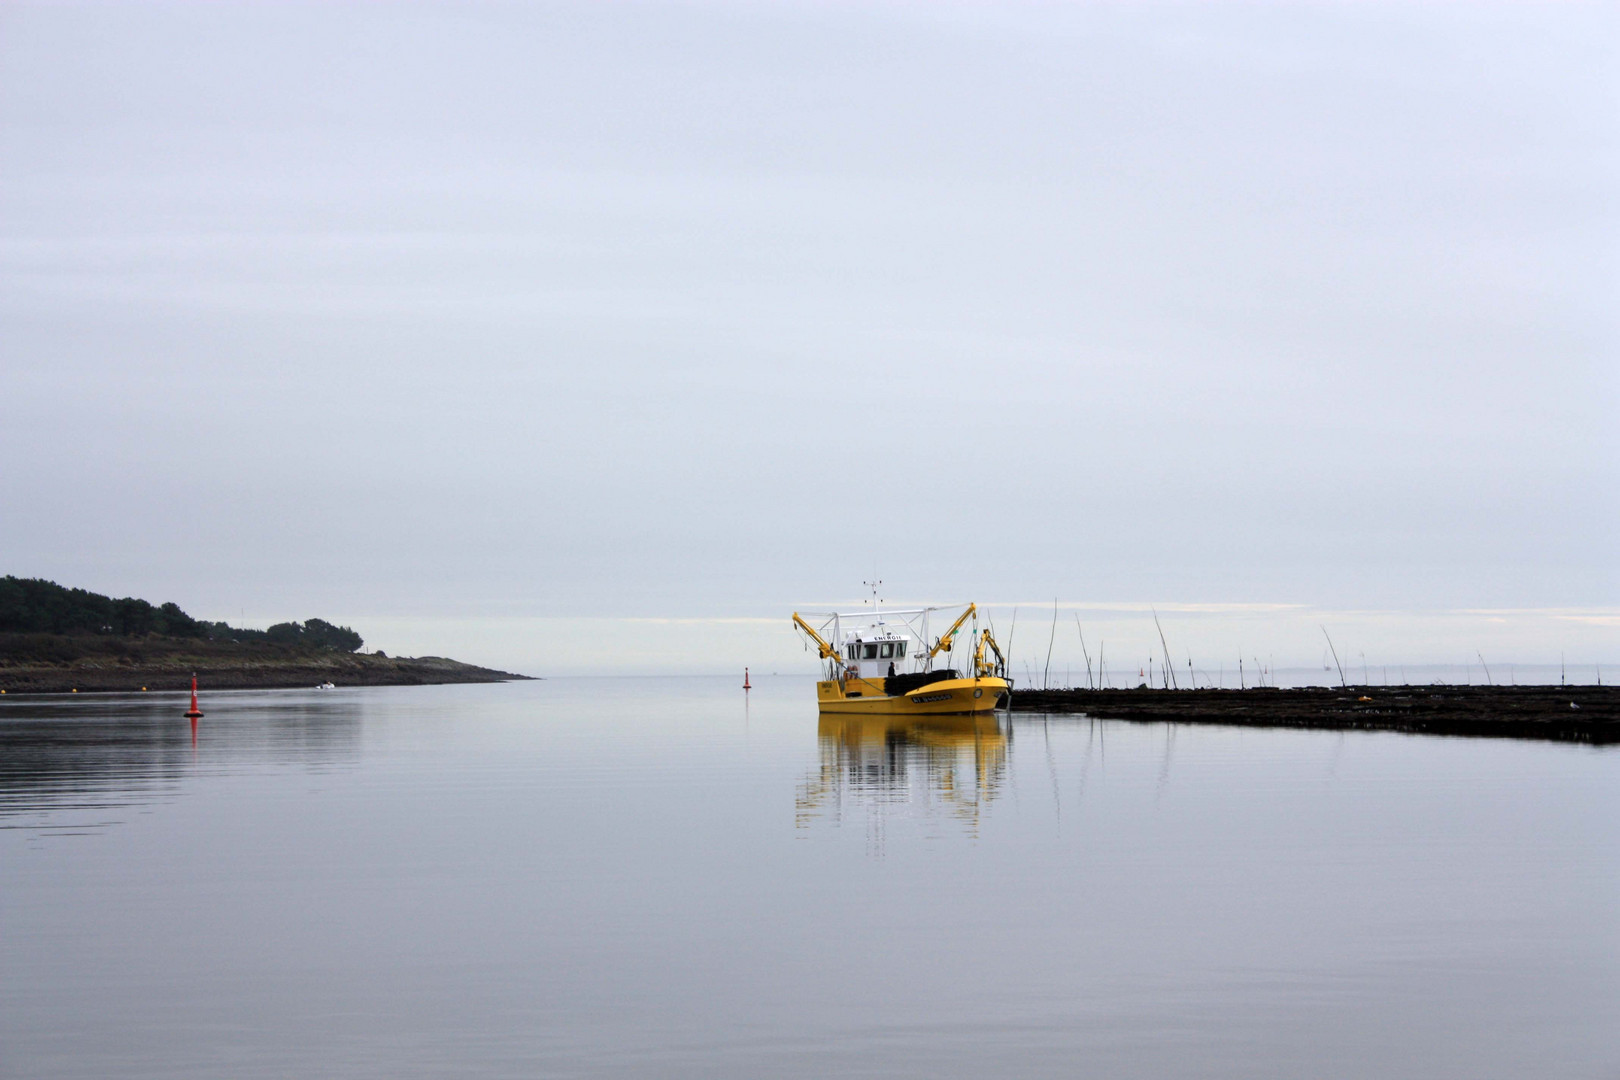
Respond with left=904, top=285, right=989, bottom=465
left=910, top=692, right=954, bottom=704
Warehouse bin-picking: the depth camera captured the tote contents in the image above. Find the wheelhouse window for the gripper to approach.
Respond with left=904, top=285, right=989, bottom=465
left=863, top=644, right=878, bottom=660
left=880, top=642, right=894, bottom=659
left=896, top=641, right=907, bottom=658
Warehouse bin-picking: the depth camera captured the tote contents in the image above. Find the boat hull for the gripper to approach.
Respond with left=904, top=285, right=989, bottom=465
left=815, top=676, right=1010, bottom=715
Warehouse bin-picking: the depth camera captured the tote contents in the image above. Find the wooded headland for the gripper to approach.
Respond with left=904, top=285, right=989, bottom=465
left=0, top=577, right=530, bottom=692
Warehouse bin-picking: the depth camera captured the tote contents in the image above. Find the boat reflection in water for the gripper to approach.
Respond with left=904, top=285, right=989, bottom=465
left=796, top=713, right=1010, bottom=840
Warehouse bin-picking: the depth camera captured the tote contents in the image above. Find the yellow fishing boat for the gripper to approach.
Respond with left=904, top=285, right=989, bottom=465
left=791, top=592, right=1010, bottom=715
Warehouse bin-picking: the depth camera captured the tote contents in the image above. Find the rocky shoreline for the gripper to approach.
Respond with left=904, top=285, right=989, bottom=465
left=0, top=634, right=531, bottom=693
left=1008, top=685, right=1619, bottom=745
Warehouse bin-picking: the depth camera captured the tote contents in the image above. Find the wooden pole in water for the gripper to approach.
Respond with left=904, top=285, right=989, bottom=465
left=1075, top=615, right=1094, bottom=690
left=1151, top=608, right=1178, bottom=689
left=1043, top=598, right=1058, bottom=691
left=1006, top=607, right=1018, bottom=677
left=1320, top=627, right=1347, bottom=689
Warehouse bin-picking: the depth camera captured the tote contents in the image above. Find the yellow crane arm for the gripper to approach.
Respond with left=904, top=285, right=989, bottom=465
left=929, top=603, right=977, bottom=659
left=792, top=612, right=846, bottom=666
left=975, top=628, right=1006, bottom=677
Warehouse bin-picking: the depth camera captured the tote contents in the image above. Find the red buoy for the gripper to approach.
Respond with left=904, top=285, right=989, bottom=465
left=184, top=673, right=203, bottom=719
left=743, top=667, right=751, bottom=691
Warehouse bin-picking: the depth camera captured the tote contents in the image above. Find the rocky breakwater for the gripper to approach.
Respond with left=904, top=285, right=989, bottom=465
left=1009, top=685, right=1619, bottom=745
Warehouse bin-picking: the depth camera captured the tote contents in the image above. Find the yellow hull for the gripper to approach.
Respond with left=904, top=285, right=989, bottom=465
left=815, top=676, right=1010, bottom=715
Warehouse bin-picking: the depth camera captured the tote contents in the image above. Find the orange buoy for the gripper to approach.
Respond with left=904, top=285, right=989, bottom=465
left=184, top=673, right=204, bottom=719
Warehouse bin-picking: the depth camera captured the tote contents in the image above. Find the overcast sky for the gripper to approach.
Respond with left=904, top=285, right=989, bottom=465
left=2, top=2, right=1615, bottom=673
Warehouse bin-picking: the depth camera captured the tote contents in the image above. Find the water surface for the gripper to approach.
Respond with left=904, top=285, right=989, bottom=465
left=3, top=678, right=1616, bottom=1078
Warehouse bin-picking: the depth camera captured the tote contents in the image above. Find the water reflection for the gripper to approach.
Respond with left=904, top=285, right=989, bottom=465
left=4, top=682, right=1618, bottom=1077
left=797, top=713, right=1010, bottom=839
left=0, top=692, right=364, bottom=836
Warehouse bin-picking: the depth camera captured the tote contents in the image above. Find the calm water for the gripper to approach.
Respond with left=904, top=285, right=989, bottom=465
left=3, top=678, right=1617, bottom=1079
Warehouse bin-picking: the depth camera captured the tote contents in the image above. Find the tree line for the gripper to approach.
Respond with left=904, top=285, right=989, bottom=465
left=0, top=576, right=363, bottom=652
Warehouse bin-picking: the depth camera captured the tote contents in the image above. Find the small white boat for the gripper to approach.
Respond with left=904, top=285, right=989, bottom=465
left=315, top=681, right=336, bottom=690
